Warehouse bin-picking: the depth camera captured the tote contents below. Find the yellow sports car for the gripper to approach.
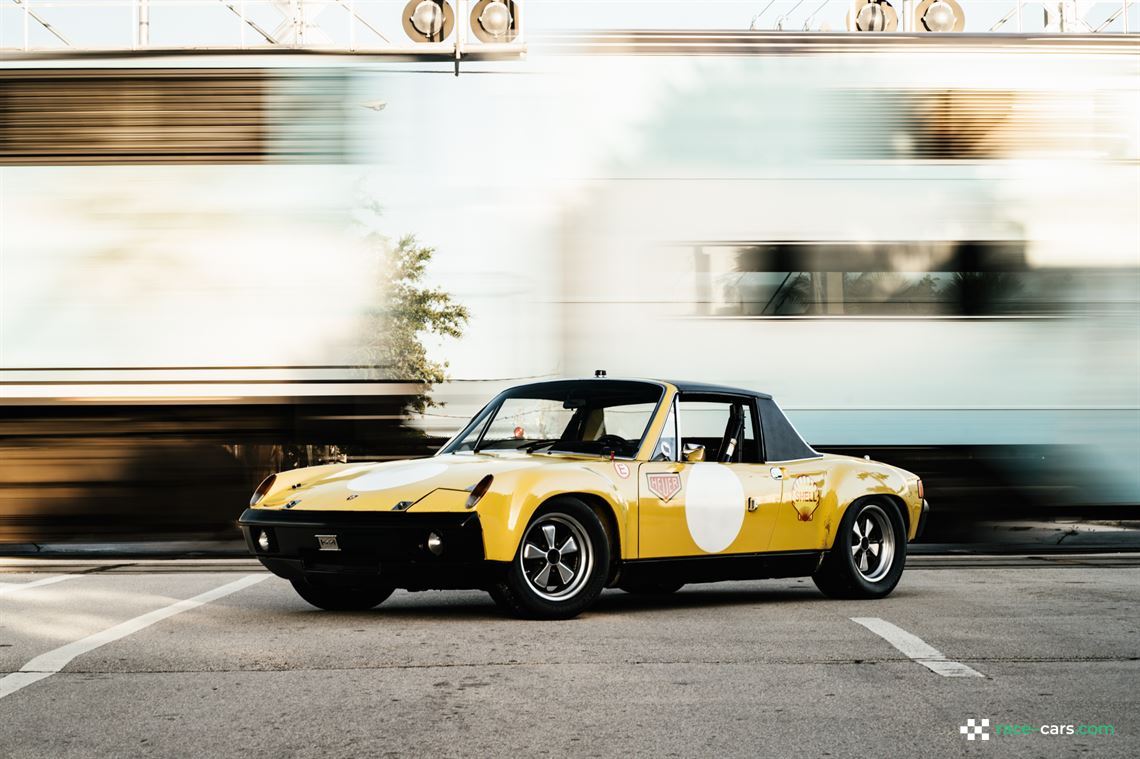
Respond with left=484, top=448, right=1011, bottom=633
left=239, top=377, right=928, bottom=619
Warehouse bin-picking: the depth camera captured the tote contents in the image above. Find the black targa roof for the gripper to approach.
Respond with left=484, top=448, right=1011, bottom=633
left=666, top=380, right=772, bottom=399
left=664, top=380, right=816, bottom=462
left=484, top=378, right=817, bottom=462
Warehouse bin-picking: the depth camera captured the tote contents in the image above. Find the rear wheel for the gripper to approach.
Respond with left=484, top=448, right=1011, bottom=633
left=813, top=499, right=906, bottom=599
left=491, top=497, right=610, bottom=619
left=291, top=579, right=395, bottom=611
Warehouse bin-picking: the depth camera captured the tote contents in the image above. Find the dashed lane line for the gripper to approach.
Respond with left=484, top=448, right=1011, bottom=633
left=851, top=616, right=985, bottom=678
left=0, top=575, right=78, bottom=597
left=0, top=573, right=268, bottom=701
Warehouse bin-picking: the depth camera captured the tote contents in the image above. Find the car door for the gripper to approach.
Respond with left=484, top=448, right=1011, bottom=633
left=757, top=396, right=831, bottom=552
left=637, top=395, right=783, bottom=558
left=764, top=459, right=831, bottom=551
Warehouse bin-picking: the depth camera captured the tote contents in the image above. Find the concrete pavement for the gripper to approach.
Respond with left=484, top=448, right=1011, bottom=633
left=1, top=556, right=1137, bottom=757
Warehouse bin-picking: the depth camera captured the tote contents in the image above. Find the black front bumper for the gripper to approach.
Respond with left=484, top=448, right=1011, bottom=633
left=915, top=499, right=931, bottom=540
left=238, top=508, right=492, bottom=590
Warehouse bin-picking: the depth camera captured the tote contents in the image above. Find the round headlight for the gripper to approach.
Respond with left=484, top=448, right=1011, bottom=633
left=857, top=3, right=887, bottom=31
left=478, top=2, right=511, bottom=37
left=403, top=0, right=455, bottom=42
left=915, top=0, right=965, bottom=32
left=848, top=0, right=898, bottom=31
left=471, top=0, right=518, bottom=42
left=411, top=1, right=444, bottom=36
left=426, top=532, right=443, bottom=556
left=922, top=1, right=956, bottom=31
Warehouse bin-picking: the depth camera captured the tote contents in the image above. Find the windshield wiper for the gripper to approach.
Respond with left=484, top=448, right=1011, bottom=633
left=522, top=439, right=562, bottom=453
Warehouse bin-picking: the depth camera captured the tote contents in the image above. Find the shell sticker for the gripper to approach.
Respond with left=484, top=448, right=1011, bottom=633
left=790, top=475, right=821, bottom=521
left=613, top=462, right=630, bottom=479
left=646, top=472, right=682, bottom=502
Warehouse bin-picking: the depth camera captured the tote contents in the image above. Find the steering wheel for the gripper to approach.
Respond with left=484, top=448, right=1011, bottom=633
left=596, top=434, right=630, bottom=452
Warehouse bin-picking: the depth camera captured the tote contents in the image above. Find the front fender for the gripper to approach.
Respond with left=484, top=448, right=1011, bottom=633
left=474, top=462, right=634, bottom=562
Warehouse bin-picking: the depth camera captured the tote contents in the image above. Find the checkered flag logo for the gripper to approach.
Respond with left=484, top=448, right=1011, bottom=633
left=960, top=718, right=990, bottom=741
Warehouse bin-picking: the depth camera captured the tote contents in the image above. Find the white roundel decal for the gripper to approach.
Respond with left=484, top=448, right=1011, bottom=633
left=685, top=463, right=746, bottom=553
left=347, top=460, right=448, bottom=492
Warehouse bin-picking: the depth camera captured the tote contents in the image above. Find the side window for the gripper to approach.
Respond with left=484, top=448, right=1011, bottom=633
left=651, top=402, right=678, bottom=461
left=677, top=396, right=762, bottom=464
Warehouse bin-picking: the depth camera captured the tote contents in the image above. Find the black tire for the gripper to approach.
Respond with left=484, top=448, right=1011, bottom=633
left=618, top=580, right=685, bottom=595
left=813, top=498, right=907, bottom=600
left=486, top=583, right=513, bottom=611
left=490, top=497, right=611, bottom=620
left=291, top=578, right=395, bottom=611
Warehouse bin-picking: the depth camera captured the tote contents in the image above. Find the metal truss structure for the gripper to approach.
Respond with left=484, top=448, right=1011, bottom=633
left=748, top=0, right=1134, bottom=33
left=1, top=0, right=526, bottom=59
left=0, top=0, right=1134, bottom=60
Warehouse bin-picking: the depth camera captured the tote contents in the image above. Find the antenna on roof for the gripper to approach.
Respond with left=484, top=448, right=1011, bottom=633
left=594, top=369, right=607, bottom=378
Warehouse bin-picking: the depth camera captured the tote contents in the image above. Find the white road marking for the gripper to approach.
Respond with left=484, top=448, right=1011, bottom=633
left=0, top=575, right=78, bottom=597
left=0, top=573, right=268, bottom=701
left=851, top=617, right=985, bottom=678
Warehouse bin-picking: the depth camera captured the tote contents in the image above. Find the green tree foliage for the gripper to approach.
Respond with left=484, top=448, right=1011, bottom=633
left=361, top=205, right=469, bottom=414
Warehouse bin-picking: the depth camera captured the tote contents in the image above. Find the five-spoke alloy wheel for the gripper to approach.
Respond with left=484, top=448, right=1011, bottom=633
left=491, top=496, right=610, bottom=619
left=849, top=503, right=896, bottom=583
left=519, top=513, right=593, bottom=601
left=813, top=499, right=906, bottom=599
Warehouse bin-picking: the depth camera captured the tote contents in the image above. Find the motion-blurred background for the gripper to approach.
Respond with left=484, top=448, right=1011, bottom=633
left=1, top=1, right=1137, bottom=551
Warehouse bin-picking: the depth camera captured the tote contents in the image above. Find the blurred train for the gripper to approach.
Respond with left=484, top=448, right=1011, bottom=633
left=1, top=34, right=1137, bottom=544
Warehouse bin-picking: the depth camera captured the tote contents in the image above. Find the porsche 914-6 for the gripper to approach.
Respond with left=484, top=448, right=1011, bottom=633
left=239, top=377, right=928, bottom=619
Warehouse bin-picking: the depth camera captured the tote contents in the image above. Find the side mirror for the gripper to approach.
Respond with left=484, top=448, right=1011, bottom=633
left=683, top=444, right=706, bottom=463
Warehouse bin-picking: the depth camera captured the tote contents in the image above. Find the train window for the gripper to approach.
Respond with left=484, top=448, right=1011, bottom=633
left=691, top=241, right=1132, bottom=317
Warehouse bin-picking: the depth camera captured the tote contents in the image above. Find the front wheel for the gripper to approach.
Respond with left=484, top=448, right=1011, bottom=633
left=491, top=497, right=611, bottom=619
left=291, top=579, right=395, bottom=611
left=813, top=499, right=906, bottom=599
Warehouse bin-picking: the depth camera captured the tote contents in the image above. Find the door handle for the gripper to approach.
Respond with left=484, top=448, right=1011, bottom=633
left=769, top=466, right=784, bottom=481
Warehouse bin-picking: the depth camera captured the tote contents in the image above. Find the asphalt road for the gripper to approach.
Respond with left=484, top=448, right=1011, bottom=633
left=1, top=556, right=1137, bottom=758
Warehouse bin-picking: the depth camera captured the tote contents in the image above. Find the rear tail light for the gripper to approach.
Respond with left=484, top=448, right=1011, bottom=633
left=250, top=474, right=276, bottom=506
left=466, top=474, right=493, bottom=509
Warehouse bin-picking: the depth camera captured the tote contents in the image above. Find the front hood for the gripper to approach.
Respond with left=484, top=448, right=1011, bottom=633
left=258, top=453, right=556, bottom=512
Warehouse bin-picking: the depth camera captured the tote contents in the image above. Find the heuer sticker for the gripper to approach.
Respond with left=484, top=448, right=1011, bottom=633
left=646, top=472, right=682, bottom=502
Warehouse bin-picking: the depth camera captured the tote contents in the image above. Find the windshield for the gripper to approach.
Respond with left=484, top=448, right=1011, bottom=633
left=443, top=380, right=665, bottom=459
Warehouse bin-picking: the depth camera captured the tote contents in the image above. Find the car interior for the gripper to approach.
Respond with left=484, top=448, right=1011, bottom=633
left=677, top=395, right=762, bottom=464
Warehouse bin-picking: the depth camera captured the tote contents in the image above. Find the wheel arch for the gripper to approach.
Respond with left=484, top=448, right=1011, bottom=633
left=837, top=493, right=910, bottom=539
